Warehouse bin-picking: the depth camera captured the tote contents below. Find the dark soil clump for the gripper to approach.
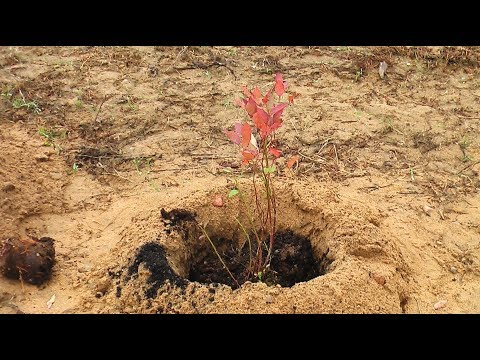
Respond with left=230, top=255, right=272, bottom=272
left=127, top=242, right=186, bottom=298
left=0, top=237, right=55, bottom=285
left=161, top=208, right=196, bottom=227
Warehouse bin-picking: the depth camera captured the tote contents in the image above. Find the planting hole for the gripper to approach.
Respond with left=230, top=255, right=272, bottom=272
left=157, top=208, right=332, bottom=289
left=189, top=229, right=328, bottom=288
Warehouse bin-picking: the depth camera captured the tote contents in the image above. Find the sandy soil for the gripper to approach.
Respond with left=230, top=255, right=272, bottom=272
left=0, top=46, right=479, bottom=314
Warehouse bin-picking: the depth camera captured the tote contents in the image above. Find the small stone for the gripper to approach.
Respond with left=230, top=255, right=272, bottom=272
left=434, top=300, right=447, bottom=310
left=212, top=194, right=223, bottom=207
left=77, top=264, right=92, bottom=273
left=51, top=173, right=63, bottom=180
left=378, top=61, right=388, bottom=79
left=121, top=79, right=133, bottom=91
left=2, top=182, right=15, bottom=192
left=449, top=266, right=457, bottom=274
left=34, top=154, right=49, bottom=162
left=372, top=273, right=386, bottom=286
left=423, top=205, right=434, bottom=216
left=265, top=295, right=273, bottom=304
left=96, top=278, right=112, bottom=294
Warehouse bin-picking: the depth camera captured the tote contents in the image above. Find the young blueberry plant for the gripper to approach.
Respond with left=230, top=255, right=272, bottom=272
left=222, top=73, right=296, bottom=282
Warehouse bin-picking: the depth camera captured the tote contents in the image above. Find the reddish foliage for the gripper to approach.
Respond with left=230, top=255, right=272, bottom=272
left=275, top=73, right=286, bottom=97
left=240, top=123, right=252, bottom=149
left=226, top=73, right=294, bottom=166
left=268, top=147, right=281, bottom=158
left=241, top=150, right=258, bottom=165
left=286, top=155, right=300, bottom=169
left=252, top=87, right=263, bottom=104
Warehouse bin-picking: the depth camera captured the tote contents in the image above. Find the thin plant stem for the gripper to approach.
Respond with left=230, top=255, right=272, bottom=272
left=265, top=176, right=277, bottom=265
left=260, top=139, right=276, bottom=267
left=198, top=225, right=239, bottom=288
left=239, top=176, right=264, bottom=274
left=235, top=217, right=252, bottom=272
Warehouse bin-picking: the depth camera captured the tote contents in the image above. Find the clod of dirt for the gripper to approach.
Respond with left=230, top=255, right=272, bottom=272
left=126, top=242, right=186, bottom=298
left=371, top=273, right=386, bottom=286
left=0, top=237, right=55, bottom=285
left=211, top=194, right=224, bottom=207
left=77, top=263, right=92, bottom=273
left=1, top=182, right=15, bottom=192
left=423, top=205, right=434, bottom=216
left=96, top=278, right=112, bottom=295
left=160, top=208, right=196, bottom=227
left=34, top=154, right=49, bottom=162
left=413, top=132, right=438, bottom=153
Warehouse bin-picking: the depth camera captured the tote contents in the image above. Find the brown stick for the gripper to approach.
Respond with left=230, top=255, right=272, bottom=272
left=456, top=160, right=480, bottom=175
left=94, top=94, right=114, bottom=123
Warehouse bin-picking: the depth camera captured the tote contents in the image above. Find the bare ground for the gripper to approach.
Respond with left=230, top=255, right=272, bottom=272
left=0, top=46, right=479, bottom=314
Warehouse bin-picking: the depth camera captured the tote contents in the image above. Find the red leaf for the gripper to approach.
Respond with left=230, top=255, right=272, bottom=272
left=286, top=155, right=300, bottom=169
left=288, top=94, right=294, bottom=104
left=270, top=103, right=288, bottom=117
left=225, top=123, right=243, bottom=145
left=252, top=87, right=262, bottom=104
left=268, top=147, right=282, bottom=158
left=225, top=129, right=241, bottom=145
left=234, top=122, right=242, bottom=134
left=245, top=98, right=257, bottom=117
left=252, top=108, right=269, bottom=129
left=275, top=73, right=285, bottom=97
left=262, top=89, right=272, bottom=104
left=269, top=118, right=283, bottom=133
left=241, top=150, right=257, bottom=165
left=241, top=122, right=252, bottom=149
